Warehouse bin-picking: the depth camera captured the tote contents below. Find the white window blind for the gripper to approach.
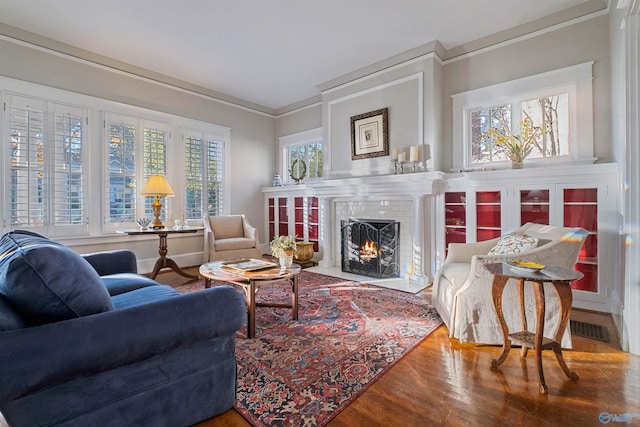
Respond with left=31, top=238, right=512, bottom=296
left=8, top=95, right=46, bottom=230
left=107, top=115, right=137, bottom=225
left=53, top=104, right=86, bottom=231
left=183, top=129, right=224, bottom=219
left=142, top=122, right=169, bottom=220
left=5, top=94, right=88, bottom=236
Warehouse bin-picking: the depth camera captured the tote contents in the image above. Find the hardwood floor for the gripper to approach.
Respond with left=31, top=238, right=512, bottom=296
left=156, top=269, right=640, bottom=427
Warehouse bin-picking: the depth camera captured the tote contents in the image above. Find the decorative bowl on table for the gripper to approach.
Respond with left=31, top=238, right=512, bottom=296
left=507, top=260, right=545, bottom=273
left=136, top=218, right=152, bottom=230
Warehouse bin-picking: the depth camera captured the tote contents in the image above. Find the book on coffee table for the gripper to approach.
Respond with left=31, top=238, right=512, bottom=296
left=222, top=258, right=278, bottom=272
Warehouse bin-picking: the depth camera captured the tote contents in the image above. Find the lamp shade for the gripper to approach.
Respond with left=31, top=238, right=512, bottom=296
left=140, top=175, right=175, bottom=197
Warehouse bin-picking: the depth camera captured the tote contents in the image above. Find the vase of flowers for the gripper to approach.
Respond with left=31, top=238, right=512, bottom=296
left=483, top=120, right=544, bottom=169
left=270, top=235, right=297, bottom=269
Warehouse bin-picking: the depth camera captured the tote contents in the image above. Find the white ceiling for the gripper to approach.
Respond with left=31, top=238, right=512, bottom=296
left=1, top=0, right=599, bottom=111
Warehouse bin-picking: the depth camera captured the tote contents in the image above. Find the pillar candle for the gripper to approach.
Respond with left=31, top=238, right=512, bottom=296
left=410, top=146, right=418, bottom=162
left=398, top=152, right=406, bottom=162
left=392, top=148, right=399, bottom=160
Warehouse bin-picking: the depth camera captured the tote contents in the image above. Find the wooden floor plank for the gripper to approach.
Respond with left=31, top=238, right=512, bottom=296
left=156, top=268, right=639, bottom=427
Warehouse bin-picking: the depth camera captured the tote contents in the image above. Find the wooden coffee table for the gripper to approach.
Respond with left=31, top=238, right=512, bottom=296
left=199, top=260, right=301, bottom=338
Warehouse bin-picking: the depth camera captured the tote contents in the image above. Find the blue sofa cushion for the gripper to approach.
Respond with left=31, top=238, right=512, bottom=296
left=101, top=273, right=160, bottom=296
left=0, top=295, right=27, bottom=331
left=0, top=230, right=114, bottom=325
left=111, top=285, right=182, bottom=310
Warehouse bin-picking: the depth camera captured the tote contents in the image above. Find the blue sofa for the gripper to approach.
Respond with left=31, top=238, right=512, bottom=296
left=0, top=230, right=246, bottom=427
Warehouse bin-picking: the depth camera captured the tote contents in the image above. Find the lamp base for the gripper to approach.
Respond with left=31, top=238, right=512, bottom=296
left=151, top=197, right=164, bottom=229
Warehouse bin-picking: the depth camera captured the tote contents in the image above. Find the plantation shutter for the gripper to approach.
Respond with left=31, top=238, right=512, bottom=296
left=52, top=103, right=88, bottom=235
left=206, top=136, right=224, bottom=216
left=183, top=128, right=224, bottom=219
left=184, top=132, right=204, bottom=220
left=7, top=95, right=47, bottom=232
left=106, top=113, right=137, bottom=229
left=142, top=121, right=169, bottom=220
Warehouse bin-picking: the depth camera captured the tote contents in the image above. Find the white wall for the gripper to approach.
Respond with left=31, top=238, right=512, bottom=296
left=0, top=36, right=276, bottom=268
left=442, top=13, right=612, bottom=171
left=278, top=13, right=612, bottom=177
left=322, top=56, right=439, bottom=177
left=609, top=0, right=640, bottom=355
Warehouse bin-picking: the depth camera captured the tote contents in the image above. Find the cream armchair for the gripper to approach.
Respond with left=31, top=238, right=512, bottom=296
left=432, top=222, right=587, bottom=347
left=203, top=214, right=262, bottom=262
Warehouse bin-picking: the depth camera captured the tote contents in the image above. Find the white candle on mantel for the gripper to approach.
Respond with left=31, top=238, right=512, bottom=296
left=398, top=152, right=406, bottom=162
left=392, top=148, right=399, bottom=160
left=410, top=146, right=418, bottom=162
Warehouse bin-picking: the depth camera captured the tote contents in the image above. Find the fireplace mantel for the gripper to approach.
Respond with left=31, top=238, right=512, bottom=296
left=306, top=171, right=446, bottom=198
left=262, top=171, right=445, bottom=286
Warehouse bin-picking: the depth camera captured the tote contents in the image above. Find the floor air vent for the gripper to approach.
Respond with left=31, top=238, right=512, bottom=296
left=570, top=320, right=609, bottom=342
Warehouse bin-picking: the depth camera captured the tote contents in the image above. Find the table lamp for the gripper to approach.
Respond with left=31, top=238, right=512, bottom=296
left=140, top=175, right=174, bottom=229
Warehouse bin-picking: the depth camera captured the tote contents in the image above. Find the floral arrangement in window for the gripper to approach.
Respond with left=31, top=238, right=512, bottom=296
left=270, top=234, right=298, bottom=257
left=483, top=119, right=545, bottom=168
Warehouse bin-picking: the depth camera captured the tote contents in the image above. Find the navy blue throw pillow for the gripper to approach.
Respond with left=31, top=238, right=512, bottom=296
left=0, top=230, right=114, bottom=325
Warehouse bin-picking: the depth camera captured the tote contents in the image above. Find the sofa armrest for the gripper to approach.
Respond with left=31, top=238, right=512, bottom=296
left=82, top=250, right=138, bottom=275
left=0, top=285, right=246, bottom=401
left=444, top=238, right=499, bottom=263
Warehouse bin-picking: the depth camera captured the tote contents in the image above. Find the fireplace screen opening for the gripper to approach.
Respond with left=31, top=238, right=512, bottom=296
left=341, top=218, right=400, bottom=279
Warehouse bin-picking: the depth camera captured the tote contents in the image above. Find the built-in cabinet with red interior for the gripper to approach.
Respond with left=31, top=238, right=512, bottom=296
left=443, top=176, right=611, bottom=311
left=268, top=195, right=319, bottom=253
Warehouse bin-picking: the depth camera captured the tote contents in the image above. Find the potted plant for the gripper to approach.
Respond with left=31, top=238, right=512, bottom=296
left=482, top=119, right=545, bottom=169
left=270, top=235, right=298, bottom=268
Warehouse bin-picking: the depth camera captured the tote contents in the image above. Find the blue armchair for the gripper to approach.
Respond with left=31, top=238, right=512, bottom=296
left=0, top=230, right=245, bottom=427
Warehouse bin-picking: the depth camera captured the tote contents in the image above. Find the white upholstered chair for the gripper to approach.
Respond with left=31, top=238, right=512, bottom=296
left=203, top=214, right=262, bottom=262
left=432, top=222, right=588, bottom=347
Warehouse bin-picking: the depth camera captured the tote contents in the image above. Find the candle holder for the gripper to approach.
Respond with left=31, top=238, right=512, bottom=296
left=391, top=159, right=398, bottom=174
left=411, top=161, right=418, bottom=173
left=399, top=161, right=406, bottom=174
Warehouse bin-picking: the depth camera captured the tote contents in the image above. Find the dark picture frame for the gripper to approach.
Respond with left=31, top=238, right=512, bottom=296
left=350, top=108, right=389, bottom=160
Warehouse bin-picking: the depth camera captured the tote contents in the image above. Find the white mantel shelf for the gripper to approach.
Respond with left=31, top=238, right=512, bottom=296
left=263, top=171, right=447, bottom=198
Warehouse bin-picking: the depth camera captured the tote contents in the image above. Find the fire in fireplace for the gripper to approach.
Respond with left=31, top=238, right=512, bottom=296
left=341, top=218, right=400, bottom=279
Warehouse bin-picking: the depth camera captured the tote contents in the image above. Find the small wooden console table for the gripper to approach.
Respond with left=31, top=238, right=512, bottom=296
left=484, top=262, right=583, bottom=394
left=199, top=260, right=301, bottom=339
left=117, top=227, right=203, bottom=281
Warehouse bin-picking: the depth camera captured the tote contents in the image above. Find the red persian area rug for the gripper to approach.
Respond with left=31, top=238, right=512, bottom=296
left=177, top=270, right=442, bottom=427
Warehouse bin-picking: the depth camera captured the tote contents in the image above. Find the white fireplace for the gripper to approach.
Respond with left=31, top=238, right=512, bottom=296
left=307, top=171, right=445, bottom=286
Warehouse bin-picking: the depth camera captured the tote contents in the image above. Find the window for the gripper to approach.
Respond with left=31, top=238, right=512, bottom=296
left=184, top=128, right=226, bottom=220
left=2, top=77, right=230, bottom=237
left=105, top=114, right=170, bottom=231
left=279, top=128, right=323, bottom=183
left=107, top=118, right=137, bottom=224
left=452, top=62, right=594, bottom=170
left=471, top=93, right=570, bottom=163
left=142, top=122, right=169, bottom=220
left=5, top=94, right=88, bottom=237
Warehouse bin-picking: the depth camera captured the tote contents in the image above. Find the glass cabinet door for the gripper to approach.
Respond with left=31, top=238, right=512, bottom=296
left=278, top=197, right=289, bottom=237
left=476, top=191, right=501, bottom=241
left=520, top=189, right=550, bottom=225
left=563, top=188, right=598, bottom=293
left=445, top=192, right=467, bottom=248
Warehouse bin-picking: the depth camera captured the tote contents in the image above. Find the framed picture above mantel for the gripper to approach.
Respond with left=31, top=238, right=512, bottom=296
left=350, top=108, right=389, bottom=160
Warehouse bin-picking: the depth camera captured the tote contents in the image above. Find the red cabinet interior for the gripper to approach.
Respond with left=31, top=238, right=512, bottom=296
left=476, top=191, right=500, bottom=241
left=520, top=189, right=550, bottom=225
left=445, top=192, right=467, bottom=249
left=563, top=188, right=598, bottom=293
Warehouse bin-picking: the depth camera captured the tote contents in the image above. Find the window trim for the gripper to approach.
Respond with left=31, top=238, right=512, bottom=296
left=278, top=127, right=323, bottom=184
left=452, top=61, right=595, bottom=170
left=181, top=125, right=231, bottom=220
left=1, top=75, right=231, bottom=237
